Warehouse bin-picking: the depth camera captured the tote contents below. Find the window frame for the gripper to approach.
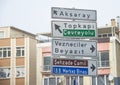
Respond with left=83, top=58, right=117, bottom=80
left=0, top=31, right=4, bottom=38
left=0, top=47, right=11, bottom=58
left=16, top=46, right=25, bottom=57
left=0, top=67, right=11, bottom=79
left=16, top=66, right=25, bottom=78
left=98, top=51, right=109, bottom=67
left=43, top=56, right=51, bottom=71
left=43, top=77, right=60, bottom=85
left=66, top=76, right=83, bottom=85
left=92, top=75, right=110, bottom=85
left=98, top=33, right=112, bottom=38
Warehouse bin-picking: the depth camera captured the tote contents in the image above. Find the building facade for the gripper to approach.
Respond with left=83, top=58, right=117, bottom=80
left=94, top=19, right=120, bottom=85
left=0, top=26, right=37, bottom=85
left=1, top=19, right=120, bottom=85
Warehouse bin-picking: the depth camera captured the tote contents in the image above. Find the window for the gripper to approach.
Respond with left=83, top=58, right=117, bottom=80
left=57, top=78, right=60, bottom=85
left=92, top=77, right=96, bottom=85
left=44, top=78, right=48, bottom=85
left=16, top=67, right=25, bottom=77
left=3, top=48, right=7, bottom=57
left=71, top=76, right=78, bottom=85
left=92, top=75, right=110, bottom=85
left=49, top=78, right=56, bottom=85
left=97, top=75, right=110, bottom=85
left=79, top=76, right=83, bottom=85
left=43, top=77, right=60, bottom=85
left=98, top=33, right=112, bottom=38
left=108, top=34, right=112, bottom=37
left=43, top=56, right=51, bottom=71
left=16, top=47, right=25, bottom=57
left=103, top=34, right=107, bottom=37
left=98, top=51, right=109, bottom=67
left=98, top=35, right=102, bottom=37
left=98, top=75, right=105, bottom=85
left=106, top=75, right=110, bottom=85
left=66, top=77, right=70, bottom=85
left=0, top=68, right=11, bottom=79
left=66, top=76, right=83, bottom=85
left=0, top=47, right=11, bottom=58
left=0, top=48, right=2, bottom=58
left=0, top=31, right=4, bottom=38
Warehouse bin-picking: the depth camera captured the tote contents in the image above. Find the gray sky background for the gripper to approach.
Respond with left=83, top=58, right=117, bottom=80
left=0, top=0, right=120, bottom=34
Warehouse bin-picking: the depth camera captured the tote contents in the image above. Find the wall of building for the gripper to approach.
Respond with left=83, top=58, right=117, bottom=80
left=0, top=26, right=36, bottom=39
left=0, top=38, right=11, bottom=85
left=0, top=38, right=11, bottom=46
left=0, top=79, right=10, bottom=85
left=97, top=42, right=109, bottom=51
left=98, top=27, right=112, bottom=34
left=0, top=27, right=10, bottom=38
left=37, top=42, right=53, bottom=85
left=113, top=39, right=120, bottom=85
left=10, top=27, right=36, bottom=38
left=15, top=37, right=25, bottom=85
left=0, top=37, right=37, bottom=85
left=29, top=38, right=37, bottom=85
left=36, top=46, right=42, bottom=85
left=84, top=77, right=91, bottom=85
left=115, top=40, right=120, bottom=77
left=109, top=37, right=119, bottom=85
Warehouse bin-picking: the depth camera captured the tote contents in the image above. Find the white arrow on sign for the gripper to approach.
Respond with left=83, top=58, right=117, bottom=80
left=52, top=39, right=97, bottom=57
left=52, top=21, right=97, bottom=38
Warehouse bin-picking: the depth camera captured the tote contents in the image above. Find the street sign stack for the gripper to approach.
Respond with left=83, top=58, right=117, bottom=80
left=51, top=7, right=97, bottom=76
left=52, top=58, right=97, bottom=76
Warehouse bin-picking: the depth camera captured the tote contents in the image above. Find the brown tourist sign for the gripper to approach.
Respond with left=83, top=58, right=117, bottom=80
left=53, top=58, right=88, bottom=66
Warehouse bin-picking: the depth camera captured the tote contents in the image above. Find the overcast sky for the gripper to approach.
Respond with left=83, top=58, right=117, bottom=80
left=0, top=0, right=120, bottom=34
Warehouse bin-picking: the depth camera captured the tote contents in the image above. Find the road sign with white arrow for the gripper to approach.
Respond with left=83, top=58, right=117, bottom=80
left=52, top=58, right=97, bottom=76
left=52, top=21, right=97, bottom=38
left=52, top=39, right=97, bottom=57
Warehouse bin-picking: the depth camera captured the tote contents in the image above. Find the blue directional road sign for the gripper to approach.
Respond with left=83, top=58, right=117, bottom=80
left=52, top=66, right=88, bottom=75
